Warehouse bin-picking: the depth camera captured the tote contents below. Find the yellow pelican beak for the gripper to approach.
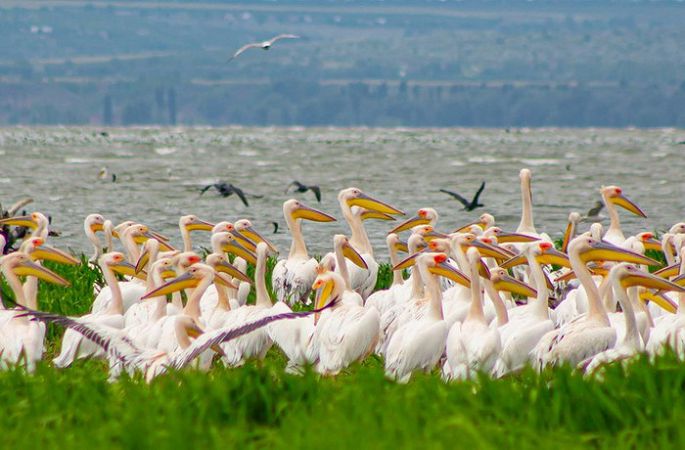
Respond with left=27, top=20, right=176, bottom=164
left=539, top=245, right=572, bottom=268
left=388, top=214, right=430, bottom=234
left=185, top=219, right=215, bottom=232
left=422, top=229, right=449, bottom=242
left=453, top=220, right=487, bottom=233
left=495, top=232, right=540, bottom=244
left=135, top=249, right=151, bottom=274
left=237, top=225, right=277, bottom=253
left=212, top=259, right=252, bottom=284
left=492, top=273, right=537, bottom=298
left=142, top=271, right=198, bottom=299
left=0, top=215, right=37, bottom=229
left=292, top=204, right=337, bottom=222
left=639, top=289, right=677, bottom=314
left=342, top=241, right=368, bottom=269
left=395, top=240, right=409, bottom=253
left=13, top=260, right=70, bottom=286
left=312, top=277, right=336, bottom=324
left=90, top=223, right=105, bottom=233
left=654, top=262, right=679, bottom=279
left=561, top=221, right=575, bottom=253
left=468, top=239, right=514, bottom=261
left=221, top=239, right=257, bottom=265
left=214, top=271, right=238, bottom=289
left=347, top=192, right=404, bottom=216
left=392, top=253, right=419, bottom=271
left=30, top=245, right=79, bottom=265
left=621, top=270, right=685, bottom=292
left=360, top=210, right=396, bottom=222
left=582, top=240, right=660, bottom=266
left=610, top=193, right=647, bottom=218
left=111, top=260, right=147, bottom=280
left=428, top=261, right=471, bottom=288
left=639, top=234, right=662, bottom=252
left=160, top=268, right=178, bottom=280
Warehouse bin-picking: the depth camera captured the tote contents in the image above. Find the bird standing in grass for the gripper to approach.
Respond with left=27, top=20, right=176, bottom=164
left=200, top=183, right=263, bottom=207
left=440, top=181, right=485, bottom=211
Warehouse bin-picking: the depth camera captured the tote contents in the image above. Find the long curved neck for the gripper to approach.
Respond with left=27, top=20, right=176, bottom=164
left=483, top=279, right=508, bottom=326
left=85, top=226, right=101, bottom=261
left=663, top=236, right=675, bottom=266
left=611, top=276, right=640, bottom=349
left=22, top=269, right=39, bottom=310
left=603, top=192, right=623, bottom=240
left=101, top=263, right=123, bottom=315
left=409, top=263, right=424, bottom=299
left=149, top=270, right=168, bottom=322
left=174, top=320, right=192, bottom=350
left=389, top=245, right=404, bottom=286
left=517, top=176, right=535, bottom=234
left=215, top=282, right=231, bottom=311
left=285, top=214, right=308, bottom=258
left=340, top=202, right=373, bottom=255
left=180, top=226, right=192, bottom=252
left=122, top=233, right=141, bottom=264
left=526, top=254, right=550, bottom=319
left=334, top=245, right=352, bottom=291
left=467, top=261, right=485, bottom=323
left=255, top=252, right=272, bottom=308
left=570, top=250, right=608, bottom=324
left=4, top=267, right=28, bottom=307
left=418, top=264, right=443, bottom=320
left=183, top=275, right=213, bottom=321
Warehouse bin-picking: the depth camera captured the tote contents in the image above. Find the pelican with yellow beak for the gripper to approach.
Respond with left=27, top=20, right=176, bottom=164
left=385, top=252, right=469, bottom=383
left=583, top=263, right=684, bottom=374
left=532, top=236, right=660, bottom=369
left=179, top=215, right=214, bottom=252
left=600, top=185, right=647, bottom=245
left=0, top=252, right=69, bottom=372
left=310, top=267, right=380, bottom=375
left=53, top=252, right=137, bottom=368
left=272, top=199, right=336, bottom=305
left=0, top=211, right=50, bottom=240
left=337, top=187, right=405, bottom=299
left=388, top=207, right=438, bottom=235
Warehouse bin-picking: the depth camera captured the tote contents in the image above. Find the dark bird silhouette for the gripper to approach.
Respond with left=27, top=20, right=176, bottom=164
left=200, top=183, right=263, bottom=207
left=440, top=181, right=486, bottom=211
left=285, top=181, right=321, bottom=202
left=581, top=201, right=604, bottom=222
left=271, top=221, right=281, bottom=234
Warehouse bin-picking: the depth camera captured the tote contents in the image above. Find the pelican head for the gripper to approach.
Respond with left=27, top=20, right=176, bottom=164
left=386, top=233, right=407, bottom=253
left=284, top=199, right=336, bottom=223
left=501, top=241, right=570, bottom=269
left=205, top=253, right=252, bottom=283
left=489, top=267, right=537, bottom=298
left=180, top=215, right=214, bottom=233
left=211, top=232, right=257, bottom=265
left=85, top=214, right=106, bottom=234
left=0, top=211, right=47, bottom=230
left=416, top=252, right=470, bottom=287
left=212, top=221, right=234, bottom=234
left=483, top=226, right=539, bottom=244
left=601, top=185, right=646, bottom=218
left=234, top=219, right=277, bottom=253
left=453, top=212, right=495, bottom=233
left=173, top=251, right=202, bottom=270
left=333, top=234, right=368, bottom=269
left=411, top=224, right=447, bottom=242
left=570, top=236, right=659, bottom=266
left=338, top=187, right=404, bottom=216
left=312, top=267, right=344, bottom=321
left=1, top=252, right=69, bottom=286
left=99, top=252, right=142, bottom=278
left=388, top=207, right=437, bottom=234
left=21, top=237, right=78, bottom=265
left=142, top=263, right=236, bottom=299
left=612, top=263, right=684, bottom=292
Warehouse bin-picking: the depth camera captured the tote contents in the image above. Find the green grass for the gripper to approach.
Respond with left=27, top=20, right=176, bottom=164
left=1, top=259, right=684, bottom=449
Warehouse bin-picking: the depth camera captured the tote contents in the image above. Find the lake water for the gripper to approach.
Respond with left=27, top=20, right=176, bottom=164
left=1, top=127, right=684, bottom=257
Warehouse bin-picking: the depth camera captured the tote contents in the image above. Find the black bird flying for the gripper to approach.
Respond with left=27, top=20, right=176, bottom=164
left=285, top=181, right=321, bottom=202
left=440, top=181, right=486, bottom=212
left=200, top=183, right=263, bottom=207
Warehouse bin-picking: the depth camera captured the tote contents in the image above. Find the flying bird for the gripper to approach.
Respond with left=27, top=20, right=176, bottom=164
left=285, top=180, right=321, bottom=202
left=200, top=183, right=263, bottom=207
left=271, top=221, right=281, bottom=234
left=440, top=181, right=486, bottom=211
left=228, top=34, right=300, bottom=61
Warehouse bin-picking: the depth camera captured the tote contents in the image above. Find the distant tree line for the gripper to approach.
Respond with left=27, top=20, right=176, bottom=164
left=2, top=80, right=684, bottom=127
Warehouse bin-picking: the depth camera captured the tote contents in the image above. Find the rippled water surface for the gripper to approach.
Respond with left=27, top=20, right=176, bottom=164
left=2, top=127, right=684, bottom=257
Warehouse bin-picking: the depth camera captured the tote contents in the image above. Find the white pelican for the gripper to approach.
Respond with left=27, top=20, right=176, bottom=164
left=387, top=207, right=438, bottom=235
left=0, top=211, right=50, bottom=240
left=52, top=252, right=137, bottom=368
left=311, top=267, right=380, bottom=375
left=454, top=213, right=495, bottom=234
left=337, top=187, right=405, bottom=299
left=600, top=185, right=647, bottom=246
left=272, top=199, right=336, bottom=305
left=583, top=263, right=682, bottom=374
left=532, top=236, right=658, bottom=369
left=365, top=233, right=406, bottom=317
left=385, top=252, right=469, bottom=383
left=0, top=251, right=69, bottom=372
left=83, top=214, right=107, bottom=262
left=562, top=212, right=582, bottom=253
left=444, top=248, right=501, bottom=381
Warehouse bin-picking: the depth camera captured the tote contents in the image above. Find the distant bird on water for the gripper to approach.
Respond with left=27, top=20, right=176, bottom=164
left=228, top=34, right=300, bottom=61
left=200, top=183, right=263, bottom=207
left=285, top=180, right=321, bottom=202
left=98, top=167, right=116, bottom=182
left=440, top=181, right=486, bottom=211
left=582, top=201, right=604, bottom=222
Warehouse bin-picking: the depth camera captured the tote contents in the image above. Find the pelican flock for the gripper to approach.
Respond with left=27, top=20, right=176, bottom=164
left=2, top=168, right=685, bottom=383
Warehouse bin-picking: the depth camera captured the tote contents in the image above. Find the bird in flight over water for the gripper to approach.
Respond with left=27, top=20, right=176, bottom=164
left=200, top=183, right=263, bottom=207
left=228, top=34, right=300, bottom=61
left=440, top=181, right=486, bottom=211
left=285, top=180, right=321, bottom=202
